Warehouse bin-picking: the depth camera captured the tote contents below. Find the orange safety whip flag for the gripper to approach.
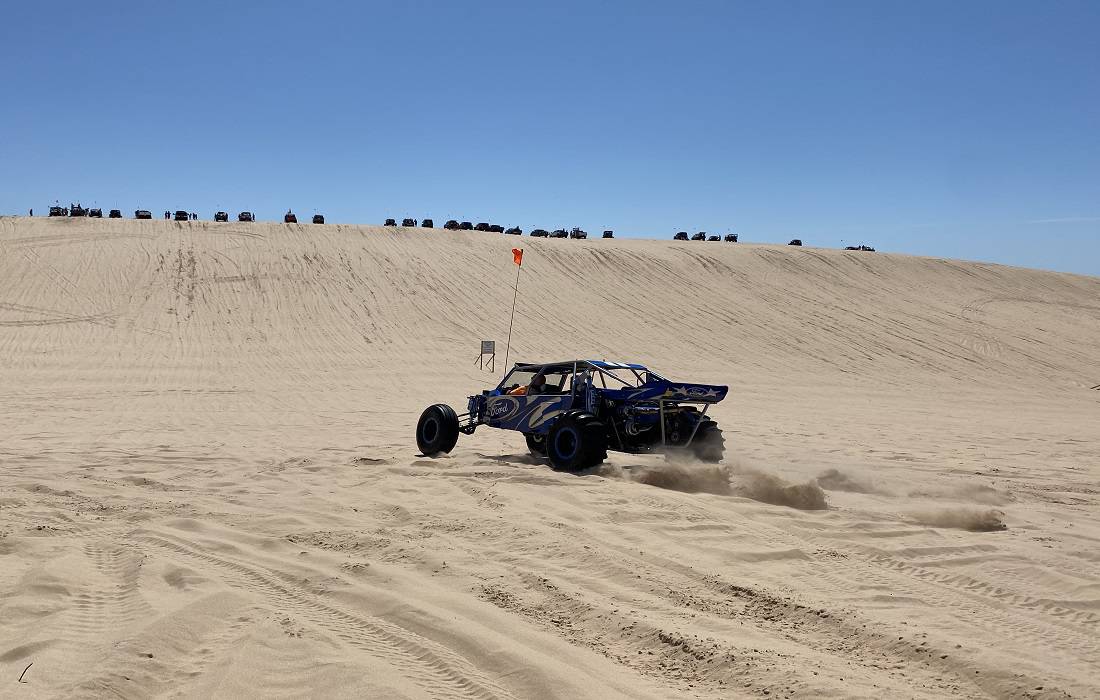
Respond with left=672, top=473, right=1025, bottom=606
left=503, top=248, right=525, bottom=371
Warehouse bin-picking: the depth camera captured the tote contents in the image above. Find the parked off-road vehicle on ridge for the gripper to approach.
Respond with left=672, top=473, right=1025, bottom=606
left=505, top=227, right=522, bottom=235
left=384, top=218, right=397, bottom=226
left=88, top=208, right=103, bottom=218
left=70, top=204, right=87, bottom=217
left=312, top=214, right=325, bottom=224
left=550, top=229, right=568, bottom=238
left=174, top=210, right=189, bottom=221
left=416, top=360, right=727, bottom=471
left=214, top=211, right=229, bottom=222
left=402, top=218, right=417, bottom=227
left=603, top=230, right=614, bottom=238
left=489, top=224, right=505, bottom=233
left=789, top=239, right=802, bottom=246
left=530, top=229, right=549, bottom=238
left=460, top=221, right=473, bottom=230
left=135, top=210, right=153, bottom=219
left=108, top=209, right=122, bottom=218
left=422, top=218, right=434, bottom=228
left=569, top=228, right=588, bottom=239
left=444, top=220, right=460, bottom=230
left=674, top=231, right=688, bottom=240
left=474, top=222, right=491, bottom=231
left=49, top=206, right=65, bottom=217
left=691, top=232, right=706, bottom=241
left=725, top=234, right=738, bottom=242
left=238, top=211, right=254, bottom=222
left=284, top=211, right=298, bottom=223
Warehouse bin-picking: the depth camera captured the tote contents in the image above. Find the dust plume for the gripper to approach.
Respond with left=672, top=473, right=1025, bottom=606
left=816, top=468, right=877, bottom=494
left=631, top=462, right=732, bottom=496
left=736, top=470, right=828, bottom=510
left=908, top=482, right=1011, bottom=505
left=954, top=484, right=1011, bottom=505
left=617, top=458, right=830, bottom=511
left=910, top=508, right=1007, bottom=531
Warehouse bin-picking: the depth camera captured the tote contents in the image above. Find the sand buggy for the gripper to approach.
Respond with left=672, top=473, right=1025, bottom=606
left=416, top=360, right=727, bottom=472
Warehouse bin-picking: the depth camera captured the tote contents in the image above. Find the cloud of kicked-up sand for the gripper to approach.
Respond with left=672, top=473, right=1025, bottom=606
left=910, top=508, right=1007, bottom=531
left=815, top=468, right=879, bottom=494
left=735, top=470, right=828, bottom=510
left=908, top=482, right=1012, bottom=506
left=613, top=459, right=829, bottom=510
left=630, top=462, right=733, bottom=496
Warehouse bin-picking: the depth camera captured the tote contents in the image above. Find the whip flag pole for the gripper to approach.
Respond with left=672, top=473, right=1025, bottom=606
left=502, top=248, right=523, bottom=373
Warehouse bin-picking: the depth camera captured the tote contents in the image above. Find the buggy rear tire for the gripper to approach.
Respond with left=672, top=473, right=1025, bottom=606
left=691, top=421, right=725, bottom=463
left=547, top=412, right=607, bottom=472
left=525, top=433, right=547, bottom=457
left=416, top=404, right=460, bottom=456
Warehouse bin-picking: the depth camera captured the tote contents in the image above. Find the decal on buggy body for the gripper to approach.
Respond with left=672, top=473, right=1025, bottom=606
left=484, top=395, right=573, bottom=433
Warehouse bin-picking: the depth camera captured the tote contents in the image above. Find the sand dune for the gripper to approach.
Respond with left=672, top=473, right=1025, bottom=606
left=1, top=216, right=1098, bottom=698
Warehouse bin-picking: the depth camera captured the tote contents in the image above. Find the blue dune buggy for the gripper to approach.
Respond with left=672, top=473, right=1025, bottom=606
left=416, top=360, right=728, bottom=471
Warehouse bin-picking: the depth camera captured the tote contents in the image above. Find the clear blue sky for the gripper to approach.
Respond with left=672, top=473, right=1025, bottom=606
left=2, top=1, right=1097, bottom=276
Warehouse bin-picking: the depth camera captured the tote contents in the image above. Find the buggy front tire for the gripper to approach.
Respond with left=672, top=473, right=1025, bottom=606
left=416, top=404, right=460, bottom=456
left=525, top=433, right=547, bottom=457
left=547, top=412, right=607, bottom=472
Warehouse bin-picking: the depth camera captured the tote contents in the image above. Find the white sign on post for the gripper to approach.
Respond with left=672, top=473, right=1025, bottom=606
left=475, top=340, right=496, bottom=372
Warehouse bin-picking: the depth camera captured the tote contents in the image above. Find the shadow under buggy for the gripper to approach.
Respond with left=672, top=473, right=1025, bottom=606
left=417, top=360, right=727, bottom=471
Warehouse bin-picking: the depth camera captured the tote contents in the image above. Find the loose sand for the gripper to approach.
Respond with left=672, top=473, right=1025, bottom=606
left=1, top=217, right=1097, bottom=698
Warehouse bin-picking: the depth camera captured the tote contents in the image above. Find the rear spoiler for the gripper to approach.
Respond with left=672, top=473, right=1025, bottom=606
left=604, top=382, right=728, bottom=404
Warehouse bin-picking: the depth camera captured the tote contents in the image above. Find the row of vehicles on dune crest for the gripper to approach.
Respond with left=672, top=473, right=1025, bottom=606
left=417, top=360, right=727, bottom=472
left=49, top=206, right=324, bottom=224
left=383, top=218, right=614, bottom=239
left=672, top=231, right=874, bottom=250
left=42, top=206, right=871, bottom=249
left=675, top=231, right=740, bottom=242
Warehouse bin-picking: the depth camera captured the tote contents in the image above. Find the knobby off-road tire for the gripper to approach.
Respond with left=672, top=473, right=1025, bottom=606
left=690, top=421, right=725, bottom=463
left=547, top=412, right=607, bottom=472
left=525, top=433, right=547, bottom=457
left=416, top=404, right=460, bottom=456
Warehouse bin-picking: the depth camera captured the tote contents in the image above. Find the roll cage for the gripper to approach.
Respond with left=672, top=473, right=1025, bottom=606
left=495, top=360, right=668, bottom=394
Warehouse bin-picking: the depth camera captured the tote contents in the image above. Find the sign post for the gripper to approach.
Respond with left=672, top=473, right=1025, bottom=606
left=475, top=340, right=496, bottom=372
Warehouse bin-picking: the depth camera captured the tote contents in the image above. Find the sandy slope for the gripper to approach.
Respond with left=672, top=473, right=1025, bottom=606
left=0, top=216, right=1097, bottom=699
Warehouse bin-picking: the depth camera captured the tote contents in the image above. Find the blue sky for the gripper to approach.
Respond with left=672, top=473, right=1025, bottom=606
left=2, top=1, right=1097, bottom=276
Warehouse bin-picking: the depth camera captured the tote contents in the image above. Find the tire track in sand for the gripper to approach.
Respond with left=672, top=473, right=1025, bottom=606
left=134, top=531, right=512, bottom=700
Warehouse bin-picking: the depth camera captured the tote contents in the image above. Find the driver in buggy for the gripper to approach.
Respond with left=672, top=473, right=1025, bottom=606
left=507, top=373, right=548, bottom=396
